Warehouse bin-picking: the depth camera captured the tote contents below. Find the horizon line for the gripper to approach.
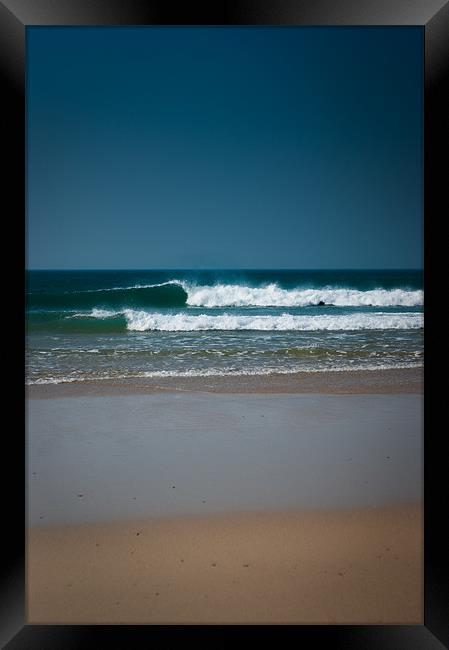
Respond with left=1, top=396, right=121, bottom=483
left=26, top=267, right=424, bottom=272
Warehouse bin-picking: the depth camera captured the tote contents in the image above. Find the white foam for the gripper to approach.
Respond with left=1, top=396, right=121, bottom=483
left=90, top=308, right=116, bottom=318
left=120, top=310, right=423, bottom=332
left=68, top=308, right=117, bottom=319
left=183, top=283, right=423, bottom=308
left=142, top=362, right=421, bottom=376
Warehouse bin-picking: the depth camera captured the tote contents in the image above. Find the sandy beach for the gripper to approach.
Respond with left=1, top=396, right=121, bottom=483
left=28, top=505, right=422, bottom=624
left=27, top=368, right=423, bottom=624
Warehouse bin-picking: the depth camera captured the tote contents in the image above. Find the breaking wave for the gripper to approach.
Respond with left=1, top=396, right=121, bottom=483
left=27, top=281, right=187, bottom=310
left=27, top=281, right=423, bottom=310
left=184, top=284, right=423, bottom=308
left=84, top=309, right=424, bottom=332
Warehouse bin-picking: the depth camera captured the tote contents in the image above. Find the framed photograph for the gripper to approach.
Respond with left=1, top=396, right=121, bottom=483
left=2, top=0, right=448, bottom=647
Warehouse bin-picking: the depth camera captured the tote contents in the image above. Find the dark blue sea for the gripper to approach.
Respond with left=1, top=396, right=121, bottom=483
left=26, top=269, right=423, bottom=384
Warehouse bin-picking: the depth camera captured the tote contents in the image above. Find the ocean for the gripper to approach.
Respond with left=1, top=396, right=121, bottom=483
left=26, top=269, right=423, bottom=385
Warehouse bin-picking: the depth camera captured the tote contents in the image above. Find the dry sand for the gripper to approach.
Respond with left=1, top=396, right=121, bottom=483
left=28, top=504, right=422, bottom=624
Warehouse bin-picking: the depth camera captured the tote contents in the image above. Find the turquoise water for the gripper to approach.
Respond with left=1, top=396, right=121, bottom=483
left=26, top=269, right=423, bottom=384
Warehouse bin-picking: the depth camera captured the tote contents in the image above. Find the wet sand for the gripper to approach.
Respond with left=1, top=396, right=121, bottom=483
left=27, top=366, right=422, bottom=399
left=28, top=504, right=422, bottom=624
left=27, top=392, right=422, bottom=524
left=27, top=368, right=423, bottom=623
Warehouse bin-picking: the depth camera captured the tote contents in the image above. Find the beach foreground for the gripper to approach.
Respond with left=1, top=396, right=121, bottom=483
left=28, top=504, right=422, bottom=624
left=27, top=369, right=423, bottom=624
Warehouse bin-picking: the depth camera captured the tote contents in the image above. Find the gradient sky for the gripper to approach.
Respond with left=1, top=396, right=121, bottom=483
left=27, top=27, right=423, bottom=269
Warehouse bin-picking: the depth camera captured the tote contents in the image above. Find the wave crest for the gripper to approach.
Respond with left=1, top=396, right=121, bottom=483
left=27, top=281, right=187, bottom=310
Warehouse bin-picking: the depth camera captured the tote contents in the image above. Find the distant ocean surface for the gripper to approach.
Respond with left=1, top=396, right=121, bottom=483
left=26, top=270, right=423, bottom=385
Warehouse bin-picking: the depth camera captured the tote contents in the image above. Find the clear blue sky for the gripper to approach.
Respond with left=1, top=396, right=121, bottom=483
left=27, top=26, right=423, bottom=270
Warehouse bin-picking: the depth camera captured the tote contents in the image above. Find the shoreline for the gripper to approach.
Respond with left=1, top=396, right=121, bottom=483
left=27, top=366, right=423, bottom=399
left=28, top=503, right=422, bottom=624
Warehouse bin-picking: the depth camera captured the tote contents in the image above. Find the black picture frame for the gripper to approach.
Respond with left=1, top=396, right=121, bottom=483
left=2, top=1, right=448, bottom=647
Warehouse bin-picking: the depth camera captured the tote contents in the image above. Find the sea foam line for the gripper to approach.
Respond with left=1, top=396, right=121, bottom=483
left=59, top=281, right=179, bottom=294
left=26, top=362, right=422, bottom=385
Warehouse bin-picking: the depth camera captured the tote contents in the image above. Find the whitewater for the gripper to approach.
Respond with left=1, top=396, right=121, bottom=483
left=80, top=309, right=423, bottom=332
left=181, top=282, right=423, bottom=308
left=26, top=269, right=424, bottom=384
